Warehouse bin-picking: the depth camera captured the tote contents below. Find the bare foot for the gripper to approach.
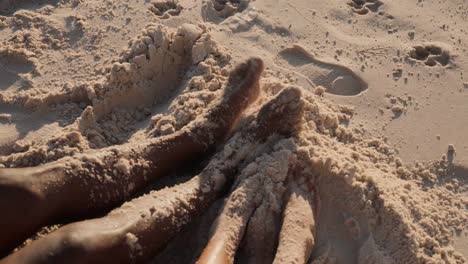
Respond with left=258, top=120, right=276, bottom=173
left=252, top=86, right=304, bottom=138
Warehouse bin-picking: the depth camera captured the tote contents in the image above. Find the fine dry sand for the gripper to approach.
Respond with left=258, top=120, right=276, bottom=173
left=0, top=0, right=467, bottom=263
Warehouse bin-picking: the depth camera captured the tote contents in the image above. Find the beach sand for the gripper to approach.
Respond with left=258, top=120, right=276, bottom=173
left=0, top=0, right=467, bottom=263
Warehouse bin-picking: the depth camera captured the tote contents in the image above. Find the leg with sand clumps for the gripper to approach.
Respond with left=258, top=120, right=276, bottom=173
left=0, top=57, right=264, bottom=256
left=1, top=85, right=303, bottom=264
left=197, top=87, right=304, bottom=264
left=196, top=169, right=263, bottom=264
left=273, top=165, right=319, bottom=264
left=235, top=192, right=283, bottom=264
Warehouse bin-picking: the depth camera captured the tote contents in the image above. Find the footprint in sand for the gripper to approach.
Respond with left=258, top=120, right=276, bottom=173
left=0, top=0, right=60, bottom=15
left=408, top=44, right=450, bottom=67
left=0, top=50, right=35, bottom=91
left=0, top=102, right=80, bottom=156
left=347, top=0, right=384, bottom=15
left=277, top=45, right=368, bottom=96
left=149, top=0, right=183, bottom=19
left=0, top=112, right=17, bottom=156
left=211, top=0, right=249, bottom=17
left=202, top=0, right=250, bottom=21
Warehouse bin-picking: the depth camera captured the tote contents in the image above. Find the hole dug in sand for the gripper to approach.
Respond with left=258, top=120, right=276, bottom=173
left=0, top=49, right=36, bottom=91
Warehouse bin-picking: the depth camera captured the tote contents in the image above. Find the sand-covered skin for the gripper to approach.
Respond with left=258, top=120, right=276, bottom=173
left=1, top=0, right=467, bottom=263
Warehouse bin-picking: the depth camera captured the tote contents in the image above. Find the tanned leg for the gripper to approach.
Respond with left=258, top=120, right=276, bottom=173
left=0, top=57, right=264, bottom=255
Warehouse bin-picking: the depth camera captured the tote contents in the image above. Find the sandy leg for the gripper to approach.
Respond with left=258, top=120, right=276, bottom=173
left=238, top=164, right=320, bottom=264
left=197, top=87, right=304, bottom=264
left=1, top=169, right=238, bottom=264
left=196, top=169, right=263, bottom=264
left=0, top=57, right=264, bottom=255
left=0, top=165, right=71, bottom=257
left=237, top=200, right=282, bottom=264
left=273, top=167, right=318, bottom=264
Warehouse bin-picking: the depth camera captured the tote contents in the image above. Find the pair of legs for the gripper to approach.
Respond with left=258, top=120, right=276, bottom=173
left=0, top=57, right=263, bottom=255
left=1, top=58, right=316, bottom=263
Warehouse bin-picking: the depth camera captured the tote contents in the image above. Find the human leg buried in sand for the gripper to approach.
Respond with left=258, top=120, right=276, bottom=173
left=197, top=155, right=319, bottom=264
left=0, top=58, right=318, bottom=263
left=0, top=57, right=263, bottom=255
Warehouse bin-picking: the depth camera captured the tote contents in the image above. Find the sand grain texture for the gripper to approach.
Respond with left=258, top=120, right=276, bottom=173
left=0, top=0, right=467, bottom=263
